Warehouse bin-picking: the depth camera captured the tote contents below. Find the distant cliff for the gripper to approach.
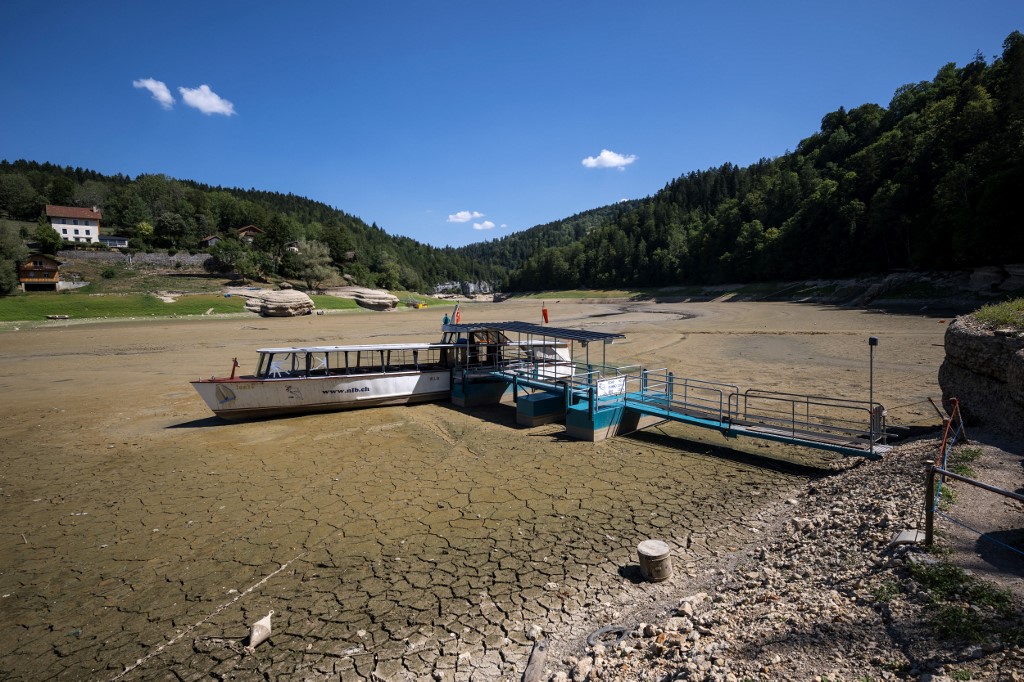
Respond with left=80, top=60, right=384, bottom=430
left=938, top=315, right=1024, bottom=437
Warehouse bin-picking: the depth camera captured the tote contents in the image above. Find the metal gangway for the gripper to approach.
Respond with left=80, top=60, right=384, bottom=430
left=496, top=361, right=888, bottom=459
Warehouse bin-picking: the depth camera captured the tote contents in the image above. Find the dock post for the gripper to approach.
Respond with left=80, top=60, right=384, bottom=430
left=641, top=369, right=647, bottom=396
left=925, top=465, right=935, bottom=547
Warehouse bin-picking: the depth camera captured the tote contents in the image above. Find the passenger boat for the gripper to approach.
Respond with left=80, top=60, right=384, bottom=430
left=191, top=322, right=581, bottom=420
left=191, top=342, right=457, bottom=420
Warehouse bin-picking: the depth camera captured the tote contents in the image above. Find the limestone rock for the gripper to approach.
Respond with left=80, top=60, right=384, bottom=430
left=938, top=314, right=1024, bottom=436
left=243, top=290, right=315, bottom=317
left=322, top=286, right=399, bottom=310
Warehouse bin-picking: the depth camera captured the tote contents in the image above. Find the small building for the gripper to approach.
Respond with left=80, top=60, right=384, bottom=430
left=237, top=225, right=264, bottom=243
left=199, top=234, right=220, bottom=248
left=99, top=235, right=129, bottom=248
left=46, top=205, right=102, bottom=244
left=18, top=253, right=62, bottom=291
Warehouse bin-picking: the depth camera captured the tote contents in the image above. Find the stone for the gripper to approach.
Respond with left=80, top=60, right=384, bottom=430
left=242, top=289, right=315, bottom=317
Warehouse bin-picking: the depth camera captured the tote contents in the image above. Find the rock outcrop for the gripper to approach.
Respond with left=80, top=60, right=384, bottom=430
left=322, top=286, right=399, bottom=310
left=938, top=315, right=1024, bottom=437
left=243, top=290, right=315, bottom=317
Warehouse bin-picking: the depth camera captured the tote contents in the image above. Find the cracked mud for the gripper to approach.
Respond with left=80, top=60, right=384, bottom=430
left=0, top=301, right=948, bottom=680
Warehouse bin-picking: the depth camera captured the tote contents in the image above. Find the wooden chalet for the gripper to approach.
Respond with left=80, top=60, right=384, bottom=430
left=18, top=253, right=63, bottom=291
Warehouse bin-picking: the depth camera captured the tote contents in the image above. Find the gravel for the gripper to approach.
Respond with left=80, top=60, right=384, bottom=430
left=550, top=438, right=1024, bottom=681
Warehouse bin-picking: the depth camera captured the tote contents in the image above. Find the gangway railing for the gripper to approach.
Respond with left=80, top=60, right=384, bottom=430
left=730, top=389, right=885, bottom=448
left=486, top=357, right=886, bottom=457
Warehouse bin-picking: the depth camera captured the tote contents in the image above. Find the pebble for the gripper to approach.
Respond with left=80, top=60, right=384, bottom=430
left=558, top=439, right=1024, bottom=681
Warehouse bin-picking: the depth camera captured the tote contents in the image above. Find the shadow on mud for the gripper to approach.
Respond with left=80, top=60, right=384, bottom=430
left=167, top=416, right=230, bottom=429
left=623, top=428, right=840, bottom=478
left=976, top=529, right=1024, bottom=578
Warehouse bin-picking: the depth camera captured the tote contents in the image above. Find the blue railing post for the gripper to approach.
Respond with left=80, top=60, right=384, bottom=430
left=589, top=384, right=596, bottom=420
left=641, top=369, right=648, bottom=396
left=667, top=372, right=674, bottom=406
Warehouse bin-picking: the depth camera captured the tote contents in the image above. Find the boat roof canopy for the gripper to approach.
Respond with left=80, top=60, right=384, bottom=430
left=256, top=342, right=448, bottom=354
left=443, top=321, right=623, bottom=345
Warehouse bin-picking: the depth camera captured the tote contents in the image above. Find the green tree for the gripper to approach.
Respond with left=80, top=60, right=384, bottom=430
left=34, top=221, right=64, bottom=255
left=155, top=211, right=194, bottom=249
left=0, top=222, right=30, bottom=295
left=0, top=173, right=41, bottom=220
left=284, top=240, right=335, bottom=291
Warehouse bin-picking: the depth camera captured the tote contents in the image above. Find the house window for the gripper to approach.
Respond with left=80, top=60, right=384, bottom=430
left=61, top=229, right=68, bottom=234
left=73, top=219, right=78, bottom=225
left=33, top=260, right=43, bottom=267
left=84, top=230, right=91, bottom=236
left=74, top=229, right=79, bottom=235
left=61, top=218, right=66, bottom=224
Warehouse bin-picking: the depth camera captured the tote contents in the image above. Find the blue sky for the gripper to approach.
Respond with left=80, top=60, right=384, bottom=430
left=2, top=2, right=1022, bottom=247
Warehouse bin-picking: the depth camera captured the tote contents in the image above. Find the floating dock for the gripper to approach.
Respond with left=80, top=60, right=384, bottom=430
left=444, top=321, right=889, bottom=459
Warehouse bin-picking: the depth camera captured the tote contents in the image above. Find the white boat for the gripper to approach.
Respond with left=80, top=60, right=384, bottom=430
left=191, top=342, right=458, bottom=420
left=191, top=320, right=598, bottom=421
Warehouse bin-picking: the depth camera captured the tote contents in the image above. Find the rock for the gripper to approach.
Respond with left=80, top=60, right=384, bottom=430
left=243, top=289, right=315, bottom=317
left=322, top=286, right=399, bottom=310
left=938, top=315, right=1024, bottom=436
left=570, top=655, right=593, bottom=681
left=967, top=266, right=1007, bottom=292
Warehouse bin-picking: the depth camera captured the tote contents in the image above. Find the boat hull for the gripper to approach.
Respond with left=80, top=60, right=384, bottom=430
left=191, top=369, right=452, bottom=420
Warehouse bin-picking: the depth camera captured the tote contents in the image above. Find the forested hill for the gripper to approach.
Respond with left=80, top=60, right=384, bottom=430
left=460, top=31, right=1024, bottom=290
left=3, top=32, right=1022, bottom=294
left=0, top=161, right=503, bottom=291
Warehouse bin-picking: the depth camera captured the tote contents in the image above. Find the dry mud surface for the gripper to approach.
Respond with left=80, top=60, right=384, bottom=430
left=0, top=300, right=953, bottom=680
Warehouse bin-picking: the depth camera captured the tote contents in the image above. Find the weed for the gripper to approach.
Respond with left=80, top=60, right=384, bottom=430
left=972, top=298, right=1024, bottom=330
left=870, top=580, right=899, bottom=603
left=909, top=560, right=1019, bottom=644
left=950, top=669, right=973, bottom=680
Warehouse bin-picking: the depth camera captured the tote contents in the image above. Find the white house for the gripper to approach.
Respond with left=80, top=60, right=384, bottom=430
left=46, top=205, right=102, bottom=244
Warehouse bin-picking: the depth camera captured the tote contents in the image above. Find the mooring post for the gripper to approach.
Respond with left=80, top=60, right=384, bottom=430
left=925, top=464, right=935, bottom=547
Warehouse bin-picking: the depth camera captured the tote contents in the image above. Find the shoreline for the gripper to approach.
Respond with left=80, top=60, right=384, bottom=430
left=545, top=433, right=1024, bottom=681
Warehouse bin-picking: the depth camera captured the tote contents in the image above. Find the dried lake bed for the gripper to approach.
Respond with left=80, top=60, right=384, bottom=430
left=0, top=300, right=949, bottom=680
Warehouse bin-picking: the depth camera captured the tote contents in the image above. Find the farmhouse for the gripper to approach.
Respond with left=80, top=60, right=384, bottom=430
left=46, top=205, right=102, bottom=244
left=18, top=252, right=62, bottom=291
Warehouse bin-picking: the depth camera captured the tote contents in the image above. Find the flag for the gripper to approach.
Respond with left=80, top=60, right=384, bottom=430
left=453, top=303, right=461, bottom=324
left=542, top=302, right=549, bottom=324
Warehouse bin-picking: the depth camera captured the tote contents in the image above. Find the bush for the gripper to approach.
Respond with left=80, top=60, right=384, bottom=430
left=100, top=266, right=117, bottom=279
left=973, top=298, right=1024, bottom=330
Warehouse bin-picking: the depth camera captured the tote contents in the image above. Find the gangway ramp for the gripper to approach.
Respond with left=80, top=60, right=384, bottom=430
left=442, top=321, right=887, bottom=459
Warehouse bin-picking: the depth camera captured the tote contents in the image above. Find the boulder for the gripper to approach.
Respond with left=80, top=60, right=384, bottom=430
left=243, top=290, right=315, bottom=317
left=323, top=286, right=399, bottom=311
left=938, top=315, right=1024, bottom=436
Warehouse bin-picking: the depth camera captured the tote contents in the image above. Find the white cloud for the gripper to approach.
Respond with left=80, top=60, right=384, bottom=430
left=473, top=220, right=496, bottom=231
left=133, top=78, right=175, bottom=109
left=581, top=149, right=637, bottom=171
left=178, top=84, right=236, bottom=116
left=500, top=223, right=508, bottom=229
left=447, top=210, right=484, bottom=223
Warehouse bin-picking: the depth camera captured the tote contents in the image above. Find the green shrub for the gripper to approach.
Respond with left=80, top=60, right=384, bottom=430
left=100, top=266, right=117, bottom=279
left=972, top=298, right=1024, bottom=330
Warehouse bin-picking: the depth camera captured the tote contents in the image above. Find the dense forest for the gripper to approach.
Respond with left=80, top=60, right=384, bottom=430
left=466, top=31, right=1024, bottom=289
left=2, top=31, right=1022, bottom=295
left=0, top=162, right=503, bottom=293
